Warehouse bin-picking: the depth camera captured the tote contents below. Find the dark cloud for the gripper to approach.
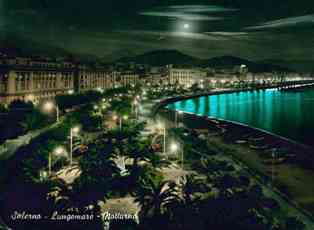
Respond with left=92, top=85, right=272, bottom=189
left=245, top=14, right=314, bottom=30
left=1, top=0, right=314, bottom=70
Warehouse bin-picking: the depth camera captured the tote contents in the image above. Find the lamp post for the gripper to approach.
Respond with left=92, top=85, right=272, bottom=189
left=49, top=146, right=67, bottom=176
left=133, top=99, right=139, bottom=120
left=70, top=126, right=80, bottom=166
left=157, top=122, right=166, bottom=156
left=122, top=115, right=128, bottom=129
left=271, top=148, right=277, bottom=183
left=113, top=114, right=128, bottom=130
left=43, top=101, right=60, bottom=123
left=175, top=110, right=184, bottom=127
left=170, top=142, right=184, bottom=169
left=113, top=115, right=118, bottom=129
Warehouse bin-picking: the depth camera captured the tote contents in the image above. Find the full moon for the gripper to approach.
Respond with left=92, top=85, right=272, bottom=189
left=183, top=23, right=190, bottom=29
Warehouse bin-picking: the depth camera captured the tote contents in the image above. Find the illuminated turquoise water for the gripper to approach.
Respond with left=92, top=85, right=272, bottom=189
left=167, top=88, right=314, bottom=146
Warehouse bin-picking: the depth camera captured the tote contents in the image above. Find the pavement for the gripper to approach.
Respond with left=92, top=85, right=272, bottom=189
left=0, top=121, right=60, bottom=161
left=55, top=164, right=81, bottom=184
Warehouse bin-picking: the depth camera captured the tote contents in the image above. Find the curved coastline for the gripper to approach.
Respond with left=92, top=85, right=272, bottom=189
left=155, top=88, right=314, bottom=154
left=154, top=88, right=314, bottom=220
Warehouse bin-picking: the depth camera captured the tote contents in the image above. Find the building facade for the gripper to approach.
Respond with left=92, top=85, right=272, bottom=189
left=0, top=57, right=140, bottom=104
left=0, top=57, right=75, bottom=104
left=1, top=56, right=312, bottom=105
left=168, top=67, right=207, bottom=87
left=167, top=66, right=311, bottom=89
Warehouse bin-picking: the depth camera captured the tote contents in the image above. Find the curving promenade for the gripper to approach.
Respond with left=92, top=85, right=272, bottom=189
left=154, top=86, right=314, bottom=229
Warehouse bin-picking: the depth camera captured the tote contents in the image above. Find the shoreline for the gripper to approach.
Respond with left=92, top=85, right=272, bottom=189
left=154, top=88, right=314, bottom=218
left=155, top=88, right=314, bottom=155
left=153, top=80, right=314, bottom=114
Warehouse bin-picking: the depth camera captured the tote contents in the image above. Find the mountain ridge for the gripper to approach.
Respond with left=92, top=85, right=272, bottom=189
left=116, top=50, right=293, bottom=72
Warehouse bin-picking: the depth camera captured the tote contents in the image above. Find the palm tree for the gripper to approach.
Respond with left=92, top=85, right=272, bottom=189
left=179, top=174, right=207, bottom=205
left=110, top=100, right=132, bottom=121
left=45, top=178, right=104, bottom=230
left=134, top=178, right=180, bottom=220
left=46, top=178, right=74, bottom=212
left=72, top=145, right=120, bottom=207
left=128, top=139, right=154, bottom=169
left=167, top=174, right=208, bottom=230
left=125, top=139, right=170, bottom=192
left=147, top=153, right=170, bottom=169
left=212, top=174, right=241, bottom=197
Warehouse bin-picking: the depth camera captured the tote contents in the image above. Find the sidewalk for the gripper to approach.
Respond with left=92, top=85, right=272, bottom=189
left=0, top=121, right=60, bottom=161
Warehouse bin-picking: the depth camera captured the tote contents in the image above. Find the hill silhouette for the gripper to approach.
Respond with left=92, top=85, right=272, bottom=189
left=117, top=50, right=293, bottom=72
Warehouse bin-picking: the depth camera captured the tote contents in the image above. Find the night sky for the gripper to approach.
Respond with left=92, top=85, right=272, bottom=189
left=1, top=0, right=314, bottom=68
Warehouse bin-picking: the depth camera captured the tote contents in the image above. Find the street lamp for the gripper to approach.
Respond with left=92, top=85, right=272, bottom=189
left=133, top=99, right=139, bottom=119
left=102, top=105, right=107, bottom=110
left=157, top=122, right=166, bottom=156
left=113, top=114, right=128, bottom=130
left=271, top=148, right=277, bottom=182
left=183, top=23, right=190, bottom=29
left=170, top=142, right=184, bottom=170
left=43, top=101, right=60, bottom=123
left=49, top=146, right=67, bottom=176
left=70, top=126, right=80, bottom=166
left=122, top=115, right=129, bottom=129
left=175, top=110, right=184, bottom=127
left=170, top=142, right=178, bottom=152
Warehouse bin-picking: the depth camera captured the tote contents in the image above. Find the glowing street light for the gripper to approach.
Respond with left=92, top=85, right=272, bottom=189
left=133, top=99, right=139, bottom=119
left=170, top=142, right=184, bottom=169
left=70, top=126, right=80, bottom=166
left=170, top=142, right=179, bottom=153
left=49, top=146, right=67, bottom=176
left=97, top=87, right=104, bottom=93
left=183, top=23, right=190, bottom=29
left=175, top=110, right=184, bottom=127
left=43, top=101, right=60, bottom=123
left=113, top=114, right=128, bottom=130
left=117, top=114, right=128, bottom=130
